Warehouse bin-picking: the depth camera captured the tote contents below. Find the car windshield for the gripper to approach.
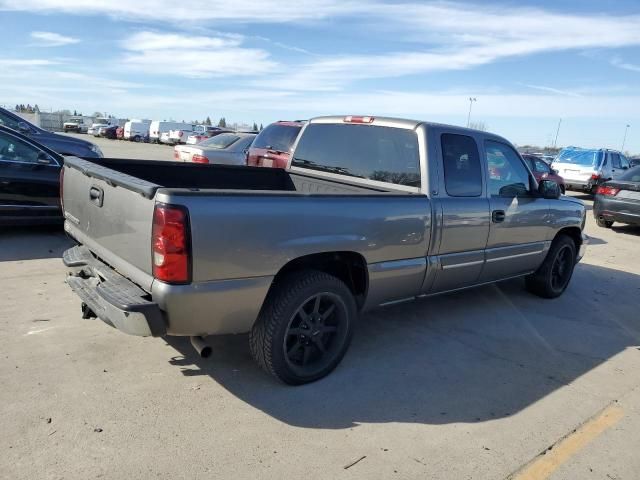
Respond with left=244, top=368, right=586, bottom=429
left=620, top=166, right=640, bottom=182
left=252, top=124, right=301, bottom=152
left=555, top=149, right=601, bottom=167
left=201, top=133, right=239, bottom=149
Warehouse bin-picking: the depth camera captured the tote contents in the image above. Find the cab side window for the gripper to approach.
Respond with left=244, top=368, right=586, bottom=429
left=0, top=131, right=42, bottom=164
left=620, top=154, right=630, bottom=169
left=534, top=158, right=551, bottom=174
left=485, top=140, right=531, bottom=197
left=441, top=133, right=482, bottom=196
left=611, top=153, right=622, bottom=169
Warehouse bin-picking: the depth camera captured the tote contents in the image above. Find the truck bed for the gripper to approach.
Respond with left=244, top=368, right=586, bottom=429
left=81, top=158, right=386, bottom=196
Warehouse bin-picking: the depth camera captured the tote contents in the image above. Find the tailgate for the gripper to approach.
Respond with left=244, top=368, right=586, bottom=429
left=554, top=162, right=594, bottom=182
left=62, top=157, right=159, bottom=291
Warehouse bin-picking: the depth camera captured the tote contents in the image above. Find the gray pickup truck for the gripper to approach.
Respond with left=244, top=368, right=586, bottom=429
left=62, top=115, right=587, bottom=384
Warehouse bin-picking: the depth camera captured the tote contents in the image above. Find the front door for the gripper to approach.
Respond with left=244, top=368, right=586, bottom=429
left=0, top=129, right=61, bottom=221
left=480, top=140, right=552, bottom=282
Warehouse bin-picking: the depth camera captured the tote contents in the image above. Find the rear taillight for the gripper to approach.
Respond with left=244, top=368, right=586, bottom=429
left=192, top=154, right=209, bottom=164
left=596, top=186, right=620, bottom=196
left=591, top=174, right=600, bottom=180
left=173, top=149, right=180, bottom=160
left=152, top=204, right=190, bottom=284
left=344, top=115, right=374, bottom=123
left=59, top=166, right=65, bottom=211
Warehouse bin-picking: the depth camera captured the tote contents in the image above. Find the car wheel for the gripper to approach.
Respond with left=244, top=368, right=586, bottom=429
left=525, top=234, right=576, bottom=299
left=134, top=135, right=141, bottom=143
left=249, top=270, right=356, bottom=385
left=596, top=217, right=614, bottom=228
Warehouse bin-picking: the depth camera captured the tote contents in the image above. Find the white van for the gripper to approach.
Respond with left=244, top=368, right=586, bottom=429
left=124, top=119, right=152, bottom=142
left=149, top=121, right=195, bottom=144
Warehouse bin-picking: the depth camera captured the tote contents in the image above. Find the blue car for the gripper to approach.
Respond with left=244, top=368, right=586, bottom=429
left=0, top=107, right=103, bottom=158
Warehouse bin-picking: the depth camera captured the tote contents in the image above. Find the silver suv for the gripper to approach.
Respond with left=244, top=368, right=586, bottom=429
left=552, top=147, right=631, bottom=193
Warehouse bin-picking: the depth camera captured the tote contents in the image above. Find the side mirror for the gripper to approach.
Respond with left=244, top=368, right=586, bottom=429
left=539, top=179, right=561, bottom=199
left=37, top=152, right=51, bottom=165
left=17, top=121, right=32, bottom=134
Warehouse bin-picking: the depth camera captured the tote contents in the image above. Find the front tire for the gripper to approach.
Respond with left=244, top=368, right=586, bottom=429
left=250, top=270, right=356, bottom=385
left=596, top=217, right=614, bottom=228
left=525, top=234, right=577, bottom=299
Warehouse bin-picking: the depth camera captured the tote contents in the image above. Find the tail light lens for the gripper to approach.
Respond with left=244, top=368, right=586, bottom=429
left=596, top=186, right=620, bottom=196
left=173, top=150, right=180, bottom=160
left=152, top=204, right=191, bottom=284
left=344, top=115, right=374, bottom=123
left=590, top=174, right=600, bottom=180
left=192, top=154, right=209, bottom=164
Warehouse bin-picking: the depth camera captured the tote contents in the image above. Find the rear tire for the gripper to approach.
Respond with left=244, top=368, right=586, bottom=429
left=249, top=270, right=356, bottom=385
left=525, top=234, right=576, bottom=299
left=596, top=217, right=614, bottom=228
left=134, top=135, right=141, bottom=143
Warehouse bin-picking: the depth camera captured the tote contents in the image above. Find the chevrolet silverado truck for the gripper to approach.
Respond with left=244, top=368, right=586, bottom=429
left=61, top=116, right=588, bottom=385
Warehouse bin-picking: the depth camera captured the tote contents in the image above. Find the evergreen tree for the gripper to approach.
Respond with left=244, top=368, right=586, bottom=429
left=259, top=123, right=264, bottom=131
left=73, top=110, right=77, bottom=116
left=218, top=117, right=227, bottom=128
left=205, top=116, right=212, bottom=126
left=252, top=122, right=258, bottom=131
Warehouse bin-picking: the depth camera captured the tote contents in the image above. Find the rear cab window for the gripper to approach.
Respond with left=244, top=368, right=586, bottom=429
left=291, top=123, right=420, bottom=189
left=252, top=124, right=302, bottom=152
left=201, top=133, right=240, bottom=149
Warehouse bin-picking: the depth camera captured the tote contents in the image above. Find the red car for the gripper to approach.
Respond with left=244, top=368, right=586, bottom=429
left=522, top=154, right=566, bottom=194
left=246, top=121, right=304, bottom=168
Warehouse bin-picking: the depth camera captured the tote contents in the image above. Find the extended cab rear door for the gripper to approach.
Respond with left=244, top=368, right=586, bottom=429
left=426, top=128, right=490, bottom=293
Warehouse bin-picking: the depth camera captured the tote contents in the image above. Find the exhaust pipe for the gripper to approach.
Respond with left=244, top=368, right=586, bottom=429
left=190, top=336, right=212, bottom=358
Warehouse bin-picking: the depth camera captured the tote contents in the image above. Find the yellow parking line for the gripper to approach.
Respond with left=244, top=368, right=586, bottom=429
left=511, top=404, right=624, bottom=480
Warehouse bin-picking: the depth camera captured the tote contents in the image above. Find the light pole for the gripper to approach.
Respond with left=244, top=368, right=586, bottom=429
left=466, top=97, right=476, bottom=128
left=553, top=118, right=562, bottom=148
left=621, top=124, right=630, bottom=152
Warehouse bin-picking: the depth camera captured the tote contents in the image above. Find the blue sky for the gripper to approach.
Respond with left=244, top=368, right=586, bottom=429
left=0, top=0, right=639, bottom=153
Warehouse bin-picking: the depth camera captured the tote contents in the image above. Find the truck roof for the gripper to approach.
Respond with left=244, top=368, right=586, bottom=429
left=308, top=115, right=511, bottom=143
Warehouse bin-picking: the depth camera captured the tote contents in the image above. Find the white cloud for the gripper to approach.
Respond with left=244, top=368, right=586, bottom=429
left=521, top=84, right=582, bottom=98
left=0, top=58, right=60, bottom=66
left=611, top=56, right=640, bottom=73
left=120, top=31, right=276, bottom=78
left=0, top=0, right=356, bottom=23
left=30, top=31, right=80, bottom=47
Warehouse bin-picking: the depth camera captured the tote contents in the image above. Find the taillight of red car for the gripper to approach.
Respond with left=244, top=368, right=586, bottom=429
left=596, top=186, right=620, bottom=196
left=191, top=154, right=209, bottom=164
left=152, top=204, right=191, bottom=283
left=173, top=149, right=180, bottom=160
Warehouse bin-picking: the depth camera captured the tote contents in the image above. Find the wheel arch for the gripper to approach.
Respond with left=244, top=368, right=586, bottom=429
left=269, top=251, right=369, bottom=310
left=555, top=226, right=582, bottom=253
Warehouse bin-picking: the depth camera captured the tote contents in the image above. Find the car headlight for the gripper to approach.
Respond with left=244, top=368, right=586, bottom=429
left=90, top=144, right=104, bottom=158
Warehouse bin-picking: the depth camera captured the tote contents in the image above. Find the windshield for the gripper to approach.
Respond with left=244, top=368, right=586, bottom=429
left=94, top=119, right=110, bottom=125
left=252, top=124, right=301, bottom=152
left=201, top=133, right=239, bottom=149
left=554, top=149, right=601, bottom=167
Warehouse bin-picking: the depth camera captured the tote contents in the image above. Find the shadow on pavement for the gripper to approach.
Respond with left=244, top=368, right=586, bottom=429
left=0, top=225, right=72, bottom=262
left=612, top=224, right=640, bottom=236
left=164, top=263, right=640, bottom=429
